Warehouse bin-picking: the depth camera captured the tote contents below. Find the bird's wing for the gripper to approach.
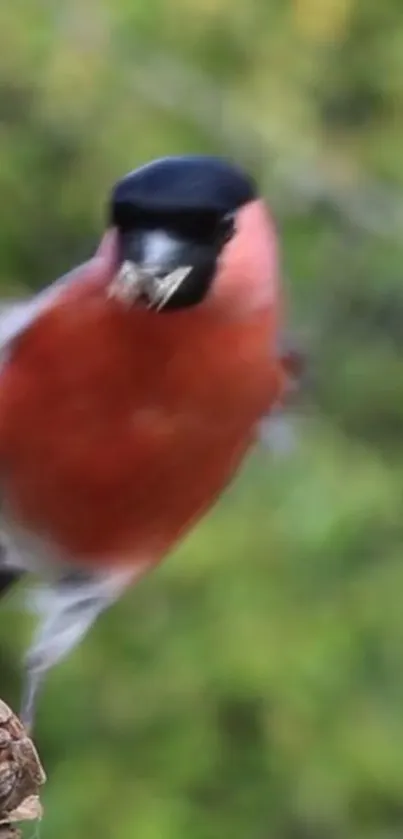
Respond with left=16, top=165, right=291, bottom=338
left=0, top=299, right=39, bottom=351
left=0, top=263, right=93, bottom=355
left=0, top=292, right=69, bottom=590
left=0, top=302, right=37, bottom=593
left=255, top=332, right=305, bottom=454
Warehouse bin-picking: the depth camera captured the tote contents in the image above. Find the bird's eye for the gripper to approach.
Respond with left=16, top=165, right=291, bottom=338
left=216, top=212, right=236, bottom=247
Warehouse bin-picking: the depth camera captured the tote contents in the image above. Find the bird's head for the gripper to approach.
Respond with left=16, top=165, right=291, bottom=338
left=107, top=155, right=278, bottom=315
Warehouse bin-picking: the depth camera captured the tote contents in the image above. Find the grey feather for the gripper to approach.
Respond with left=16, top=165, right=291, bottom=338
left=25, top=566, right=140, bottom=673
left=20, top=564, right=145, bottom=729
left=0, top=263, right=91, bottom=357
left=0, top=511, right=147, bottom=727
left=257, top=409, right=298, bottom=456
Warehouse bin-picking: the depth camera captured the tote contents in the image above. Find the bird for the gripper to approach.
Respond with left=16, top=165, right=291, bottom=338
left=0, top=154, right=294, bottom=731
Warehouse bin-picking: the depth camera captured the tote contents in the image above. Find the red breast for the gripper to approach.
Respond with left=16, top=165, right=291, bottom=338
left=0, top=171, right=285, bottom=567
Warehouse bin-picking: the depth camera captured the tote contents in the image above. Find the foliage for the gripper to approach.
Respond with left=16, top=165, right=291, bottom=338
left=1, top=1, right=403, bottom=837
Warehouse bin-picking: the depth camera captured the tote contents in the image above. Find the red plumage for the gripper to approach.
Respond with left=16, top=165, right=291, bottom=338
left=0, top=200, right=285, bottom=570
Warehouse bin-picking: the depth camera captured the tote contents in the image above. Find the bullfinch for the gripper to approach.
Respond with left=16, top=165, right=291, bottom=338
left=0, top=155, right=293, bottom=729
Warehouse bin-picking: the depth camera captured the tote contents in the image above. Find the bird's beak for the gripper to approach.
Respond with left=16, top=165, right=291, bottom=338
left=108, top=261, right=192, bottom=311
left=108, top=228, right=194, bottom=310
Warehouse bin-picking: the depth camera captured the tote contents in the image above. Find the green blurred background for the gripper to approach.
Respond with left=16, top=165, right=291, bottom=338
left=2, top=1, right=403, bottom=837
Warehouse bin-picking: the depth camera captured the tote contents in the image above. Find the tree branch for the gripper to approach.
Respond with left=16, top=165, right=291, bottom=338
left=0, top=700, right=45, bottom=839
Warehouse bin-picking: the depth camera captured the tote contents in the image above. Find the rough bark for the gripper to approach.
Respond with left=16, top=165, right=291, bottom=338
left=0, top=700, right=45, bottom=839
